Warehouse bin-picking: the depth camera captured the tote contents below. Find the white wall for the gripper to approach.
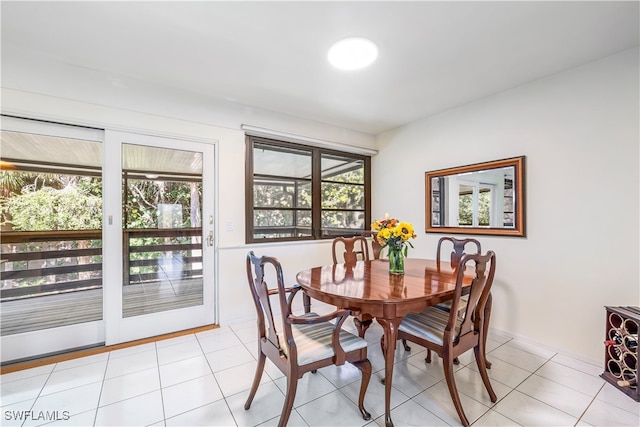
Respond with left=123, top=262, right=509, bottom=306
left=374, top=48, right=639, bottom=362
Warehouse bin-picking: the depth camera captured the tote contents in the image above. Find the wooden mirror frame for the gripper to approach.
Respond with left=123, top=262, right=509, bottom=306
left=425, top=156, right=526, bottom=237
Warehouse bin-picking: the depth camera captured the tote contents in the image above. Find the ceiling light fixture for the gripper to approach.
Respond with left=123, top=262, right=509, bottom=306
left=327, top=37, right=378, bottom=70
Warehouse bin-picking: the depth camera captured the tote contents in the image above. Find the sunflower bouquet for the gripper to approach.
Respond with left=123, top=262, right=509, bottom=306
left=371, top=216, right=417, bottom=274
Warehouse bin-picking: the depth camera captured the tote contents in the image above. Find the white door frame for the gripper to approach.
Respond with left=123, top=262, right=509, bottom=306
left=103, top=130, right=217, bottom=345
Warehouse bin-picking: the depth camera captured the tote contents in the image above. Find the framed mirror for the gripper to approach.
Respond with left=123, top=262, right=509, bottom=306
left=425, top=156, right=525, bottom=237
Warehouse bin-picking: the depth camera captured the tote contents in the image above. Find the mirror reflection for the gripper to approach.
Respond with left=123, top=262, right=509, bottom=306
left=425, top=156, right=525, bottom=237
left=430, top=166, right=514, bottom=228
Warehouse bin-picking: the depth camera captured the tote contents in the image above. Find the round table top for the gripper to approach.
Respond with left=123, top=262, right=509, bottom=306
left=295, top=259, right=469, bottom=310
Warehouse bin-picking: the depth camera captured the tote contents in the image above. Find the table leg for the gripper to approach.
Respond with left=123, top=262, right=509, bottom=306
left=353, top=314, right=373, bottom=338
left=377, top=317, right=402, bottom=427
left=302, top=292, right=311, bottom=314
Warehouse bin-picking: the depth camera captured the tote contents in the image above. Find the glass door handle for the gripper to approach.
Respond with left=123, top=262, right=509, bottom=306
left=207, top=230, right=214, bottom=246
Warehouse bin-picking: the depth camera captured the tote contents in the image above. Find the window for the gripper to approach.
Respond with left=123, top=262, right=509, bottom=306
left=246, top=136, right=370, bottom=243
left=457, top=182, right=493, bottom=227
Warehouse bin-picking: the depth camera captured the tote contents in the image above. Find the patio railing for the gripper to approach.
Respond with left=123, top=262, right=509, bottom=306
left=1, top=228, right=203, bottom=302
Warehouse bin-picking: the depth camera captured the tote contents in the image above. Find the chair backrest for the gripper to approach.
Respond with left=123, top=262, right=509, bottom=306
left=436, top=237, right=482, bottom=268
left=246, top=251, right=293, bottom=360
left=332, top=236, right=370, bottom=264
left=449, top=251, right=496, bottom=343
left=360, top=231, right=383, bottom=259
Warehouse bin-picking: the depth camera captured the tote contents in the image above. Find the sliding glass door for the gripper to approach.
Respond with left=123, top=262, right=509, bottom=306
left=0, top=118, right=217, bottom=362
left=103, top=131, right=216, bottom=345
left=0, top=116, right=105, bottom=362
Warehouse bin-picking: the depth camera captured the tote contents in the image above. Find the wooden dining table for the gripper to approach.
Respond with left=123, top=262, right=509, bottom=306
left=295, top=258, right=478, bottom=427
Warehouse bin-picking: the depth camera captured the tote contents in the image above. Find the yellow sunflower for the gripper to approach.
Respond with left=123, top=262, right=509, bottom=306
left=397, top=222, right=415, bottom=241
left=377, top=227, right=392, bottom=243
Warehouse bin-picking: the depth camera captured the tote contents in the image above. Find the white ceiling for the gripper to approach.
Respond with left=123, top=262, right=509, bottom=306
left=1, top=1, right=638, bottom=135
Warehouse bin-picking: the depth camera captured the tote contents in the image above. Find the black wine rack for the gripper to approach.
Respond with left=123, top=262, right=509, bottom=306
left=601, top=306, right=639, bottom=402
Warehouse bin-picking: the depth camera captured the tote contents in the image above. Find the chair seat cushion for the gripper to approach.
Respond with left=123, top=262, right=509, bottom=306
left=434, top=298, right=467, bottom=314
left=283, top=312, right=369, bottom=365
left=399, top=307, right=462, bottom=346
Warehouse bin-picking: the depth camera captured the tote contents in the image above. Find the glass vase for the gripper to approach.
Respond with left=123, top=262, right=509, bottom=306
left=388, top=246, right=405, bottom=275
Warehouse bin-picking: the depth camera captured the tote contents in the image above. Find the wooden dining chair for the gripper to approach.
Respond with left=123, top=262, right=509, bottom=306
left=244, top=251, right=372, bottom=426
left=331, top=236, right=378, bottom=343
left=436, top=236, right=482, bottom=269
left=396, top=251, right=497, bottom=427
left=435, top=237, right=482, bottom=313
left=436, top=236, right=493, bottom=367
left=332, top=236, right=370, bottom=264
left=401, top=236, right=483, bottom=359
left=360, top=231, right=383, bottom=260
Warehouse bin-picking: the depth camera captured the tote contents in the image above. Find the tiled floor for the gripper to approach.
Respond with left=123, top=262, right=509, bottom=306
left=1, top=307, right=639, bottom=426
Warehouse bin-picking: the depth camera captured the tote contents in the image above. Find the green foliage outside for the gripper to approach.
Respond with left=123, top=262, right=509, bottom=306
left=458, top=191, right=491, bottom=226
left=4, top=186, right=102, bottom=231
left=1, top=172, right=103, bottom=231
left=125, top=180, right=200, bottom=230
left=321, top=169, right=365, bottom=229
left=1, top=170, right=200, bottom=232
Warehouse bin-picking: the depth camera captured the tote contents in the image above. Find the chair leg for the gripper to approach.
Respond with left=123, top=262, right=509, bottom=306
left=278, top=371, right=299, bottom=427
left=474, top=345, right=497, bottom=402
left=483, top=293, right=493, bottom=369
left=425, top=349, right=432, bottom=363
left=443, top=355, right=470, bottom=427
left=401, top=339, right=411, bottom=351
left=244, top=352, right=266, bottom=410
left=352, top=359, right=372, bottom=421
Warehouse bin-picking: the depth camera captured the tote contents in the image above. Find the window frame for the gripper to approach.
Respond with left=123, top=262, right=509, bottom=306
left=245, top=135, right=371, bottom=244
